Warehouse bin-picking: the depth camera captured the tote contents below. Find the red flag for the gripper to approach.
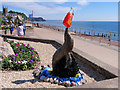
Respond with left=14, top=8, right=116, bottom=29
left=63, top=10, right=74, bottom=28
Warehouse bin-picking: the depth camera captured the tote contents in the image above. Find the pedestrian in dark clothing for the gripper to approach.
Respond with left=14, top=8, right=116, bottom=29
left=22, top=20, right=26, bottom=35
left=9, top=21, right=14, bottom=35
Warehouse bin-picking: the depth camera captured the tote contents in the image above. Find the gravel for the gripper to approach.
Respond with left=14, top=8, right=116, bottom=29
left=1, top=39, right=96, bottom=88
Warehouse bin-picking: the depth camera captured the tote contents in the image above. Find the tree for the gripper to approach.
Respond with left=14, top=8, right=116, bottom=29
left=1, top=20, right=7, bottom=25
left=6, top=16, right=13, bottom=23
left=8, top=10, right=27, bottom=20
left=15, top=16, right=21, bottom=24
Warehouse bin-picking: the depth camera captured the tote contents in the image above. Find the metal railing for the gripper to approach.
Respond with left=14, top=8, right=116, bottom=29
left=38, top=24, right=120, bottom=46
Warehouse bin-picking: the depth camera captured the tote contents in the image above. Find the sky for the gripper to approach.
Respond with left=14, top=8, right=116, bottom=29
left=1, top=0, right=119, bottom=21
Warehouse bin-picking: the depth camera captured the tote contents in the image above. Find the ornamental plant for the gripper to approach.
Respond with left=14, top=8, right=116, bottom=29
left=2, top=39, right=40, bottom=71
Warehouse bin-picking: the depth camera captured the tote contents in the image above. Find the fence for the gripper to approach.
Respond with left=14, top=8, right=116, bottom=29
left=37, top=24, right=120, bottom=46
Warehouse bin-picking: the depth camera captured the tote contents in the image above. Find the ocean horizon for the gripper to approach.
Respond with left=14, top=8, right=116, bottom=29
left=34, top=20, right=119, bottom=41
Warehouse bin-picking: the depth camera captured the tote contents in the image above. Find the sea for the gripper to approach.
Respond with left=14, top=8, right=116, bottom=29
left=34, top=20, right=119, bottom=42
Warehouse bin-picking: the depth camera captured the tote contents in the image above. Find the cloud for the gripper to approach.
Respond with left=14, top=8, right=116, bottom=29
left=53, top=0, right=68, bottom=4
left=2, top=0, right=68, bottom=2
left=2, top=0, right=42, bottom=2
left=77, top=0, right=88, bottom=5
left=2, top=2, right=72, bottom=20
left=2, top=0, right=119, bottom=2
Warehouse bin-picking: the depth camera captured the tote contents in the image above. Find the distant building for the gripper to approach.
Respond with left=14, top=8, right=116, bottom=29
left=2, top=6, right=24, bottom=22
left=8, top=13, right=17, bottom=17
left=3, top=6, right=8, bottom=17
left=0, top=11, right=2, bottom=25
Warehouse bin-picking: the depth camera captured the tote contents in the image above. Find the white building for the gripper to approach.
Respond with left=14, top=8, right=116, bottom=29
left=8, top=13, right=23, bottom=21
left=8, top=13, right=17, bottom=17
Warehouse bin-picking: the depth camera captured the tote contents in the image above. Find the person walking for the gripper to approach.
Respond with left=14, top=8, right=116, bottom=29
left=22, top=20, right=26, bottom=35
left=17, top=22, right=24, bottom=36
left=9, top=21, right=14, bottom=35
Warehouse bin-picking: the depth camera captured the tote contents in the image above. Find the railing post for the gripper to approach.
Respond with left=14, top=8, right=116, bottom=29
left=75, top=27, right=77, bottom=33
left=99, top=33, right=101, bottom=43
left=79, top=28, right=81, bottom=36
left=84, top=29, right=86, bottom=39
left=109, top=32, right=111, bottom=46
left=91, top=30, right=93, bottom=40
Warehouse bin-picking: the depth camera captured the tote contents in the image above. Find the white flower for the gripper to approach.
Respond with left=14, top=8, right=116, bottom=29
left=0, top=59, right=2, bottom=62
left=18, top=61, right=21, bottom=63
left=22, top=60, right=27, bottom=64
left=9, top=60, right=12, bottom=63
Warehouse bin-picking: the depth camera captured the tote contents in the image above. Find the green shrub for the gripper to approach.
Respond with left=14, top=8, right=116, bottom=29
left=2, top=20, right=7, bottom=25
left=2, top=39, right=40, bottom=71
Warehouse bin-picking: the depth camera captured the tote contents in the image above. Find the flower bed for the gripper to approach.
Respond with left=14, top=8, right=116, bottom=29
left=2, top=39, right=40, bottom=71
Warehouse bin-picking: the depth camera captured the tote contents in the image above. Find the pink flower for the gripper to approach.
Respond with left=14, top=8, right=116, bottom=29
left=27, top=44, right=30, bottom=46
left=29, top=51, right=31, bottom=53
left=15, top=43, right=17, bottom=45
left=23, top=44, right=25, bottom=46
left=32, top=55, right=34, bottom=58
left=32, top=51, right=34, bottom=53
left=25, top=55, right=27, bottom=57
left=15, top=61, right=17, bottom=63
left=16, top=53, right=18, bottom=56
left=11, top=40, right=14, bottom=42
left=20, top=59, right=21, bottom=61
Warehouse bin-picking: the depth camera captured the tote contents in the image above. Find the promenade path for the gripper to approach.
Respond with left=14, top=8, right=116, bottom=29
left=25, top=27, right=118, bottom=76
